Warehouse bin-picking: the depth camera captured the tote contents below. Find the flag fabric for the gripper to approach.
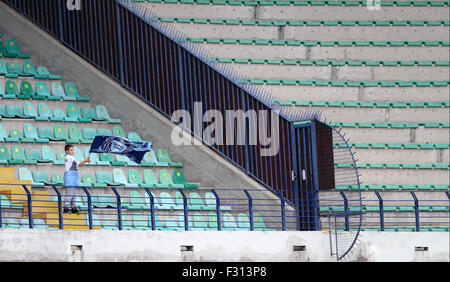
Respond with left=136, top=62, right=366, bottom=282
left=89, top=135, right=151, bottom=164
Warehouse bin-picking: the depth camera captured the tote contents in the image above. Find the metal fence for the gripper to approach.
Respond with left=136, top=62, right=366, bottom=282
left=0, top=184, right=300, bottom=231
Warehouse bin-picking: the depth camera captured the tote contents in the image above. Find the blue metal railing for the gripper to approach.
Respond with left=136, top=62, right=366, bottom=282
left=0, top=184, right=448, bottom=231
left=0, top=184, right=296, bottom=231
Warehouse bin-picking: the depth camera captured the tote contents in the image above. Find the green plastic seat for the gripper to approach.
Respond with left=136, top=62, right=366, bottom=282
left=51, top=82, right=74, bottom=101
left=128, top=191, right=147, bottom=210
left=25, top=148, right=49, bottom=163
left=112, top=126, right=126, bottom=138
left=41, top=145, right=58, bottom=164
left=128, top=132, right=143, bottom=142
left=19, top=81, right=36, bottom=99
left=188, top=192, right=205, bottom=210
left=54, top=124, right=76, bottom=142
left=141, top=149, right=166, bottom=166
left=142, top=169, right=158, bottom=188
left=156, top=149, right=183, bottom=167
left=159, top=192, right=176, bottom=209
left=35, top=66, right=61, bottom=79
left=67, top=104, right=92, bottom=123
left=6, top=62, right=23, bottom=76
left=32, top=170, right=56, bottom=185
left=96, top=105, right=120, bottom=123
left=192, top=213, right=208, bottom=230
left=35, top=102, right=53, bottom=121
left=158, top=169, right=184, bottom=188
left=4, top=80, right=18, bottom=98
left=96, top=171, right=120, bottom=186
left=80, top=107, right=102, bottom=121
left=22, top=60, right=36, bottom=77
left=81, top=128, right=97, bottom=141
left=10, top=128, right=34, bottom=143
left=116, top=154, right=139, bottom=166
left=253, top=213, right=273, bottom=231
left=5, top=104, right=27, bottom=118
left=207, top=213, right=218, bottom=230
left=128, top=169, right=144, bottom=187
left=96, top=128, right=112, bottom=136
left=237, top=213, right=251, bottom=230
left=133, top=214, right=151, bottom=230
left=173, top=169, right=199, bottom=189
left=24, top=123, right=49, bottom=142
left=0, top=145, right=11, bottom=164
left=222, top=213, right=238, bottom=230
left=80, top=174, right=96, bottom=187
left=86, top=150, right=109, bottom=166
left=120, top=215, right=133, bottom=230
left=1, top=195, right=22, bottom=209
left=0, top=59, right=18, bottom=78
left=174, top=192, right=187, bottom=210
left=0, top=124, right=13, bottom=142
left=22, top=102, right=37, bottom=119
left=35, top=81, right=58, bottom=100
left=4, top=39, right=30, bottom=58
left=65, top=82, right=90, bottom=101
left=98, top=152, right=117, bottom=165
left=204, top=192, right=231, bottom=211
left=37, top=126, right=63, bottom=142
left=113, top=168, right=139, bottom=188
left=55, top=151, right=67, bottom=165
left=68, top=125, right=90, bottom=144
left=18, top=167, right=43, bottom=186
left=72, top=146, right=84, bottom=162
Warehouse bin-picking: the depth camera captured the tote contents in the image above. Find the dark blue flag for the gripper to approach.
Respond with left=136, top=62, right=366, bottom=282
left=89, top=135, right=151, bottom=164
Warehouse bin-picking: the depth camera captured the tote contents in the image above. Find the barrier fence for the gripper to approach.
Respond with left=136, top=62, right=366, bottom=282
left=0, top=184, right=448, bottom=231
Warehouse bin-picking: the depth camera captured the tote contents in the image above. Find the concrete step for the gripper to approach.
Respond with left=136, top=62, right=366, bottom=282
left=334, top=127, right=449, bottom=143
left=261, top=84, right=449, bottom=102
left=336, top=167, right=449, bottom=185
left=222, top=63, right=449, bottom=81
left=139, top=3, right=450, bottom=21
left=169, top=22, right=449, bottom=41
left=350, top=147, right=449, bottom=163
left=197, top=43, right=450, bottom=61
left=284, top=106, right=450, bottom=123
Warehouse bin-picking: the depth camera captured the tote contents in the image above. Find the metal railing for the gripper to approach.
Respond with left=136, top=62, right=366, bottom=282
left=320, top=190, right=450, bottom=232
left=0, top=184, right=301, bottom=231
left=1, top=184, right=448, bottom=231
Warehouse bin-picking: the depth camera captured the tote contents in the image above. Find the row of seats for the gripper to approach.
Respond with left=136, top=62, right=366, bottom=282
left=0, top=144, right=180, bottom=167
left=335, top=162, right=449, bottom=169
left=275, top=100, right=450, bottom=108
left=159, top=17, right=450, bottom=26
left=0, top=103, right=120, bottom=123
left=327, top=121, right=450, bottom=128
left=340, top=226, right=449, bottom=232
left=0, top=212, right=273, bottom=231
left=187, top=37, right=450, bottom=46
left=334, top=142, right=450, bottom=149
left=52, top=190, right=228, bottom=211
left=139, top=0, right=450, bottom=6
left=0, top=59, right=60, bottom=79
left=246, top=78, right=450, bottom=86
left=18, top=167, right=197, bottom=188
left=217, top=58, right=450, bottom=66
left=335, top=183, right=450, bottom=190
left=0, top=123, right=129, bottom=144
left=0, top=80, right=90, bottom=101
left=0, top=39, right=30, bottom=58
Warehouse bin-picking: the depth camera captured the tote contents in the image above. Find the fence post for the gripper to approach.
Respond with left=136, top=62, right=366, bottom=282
left=21, top=185, right=33, bottom=229
left=244, top=190, right=254, bottom=231
left=178, top=189, right=189, bottom=231
left=277, top=191, right=286, bottom=231
left=339, top=191, right=350, bottom=231
left=410, top=191, right=420, bottom=232
left=375, top=191, right=384, bottom=231
left=111, top=187, right=122, bottom=230
left=51, top=185, right=64, bottom=229
left=144, top=188, right=156, bottom=231
left=211, top=189, right=221, bottom=231
left=81, top=187, right=92, bottom=230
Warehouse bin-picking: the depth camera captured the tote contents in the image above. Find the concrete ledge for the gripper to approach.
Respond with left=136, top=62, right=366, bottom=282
left=0, top=228, right=448, bottom=262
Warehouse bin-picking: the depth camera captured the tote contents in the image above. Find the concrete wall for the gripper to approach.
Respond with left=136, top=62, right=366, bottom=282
left=0, top=228, right=448, bottom=262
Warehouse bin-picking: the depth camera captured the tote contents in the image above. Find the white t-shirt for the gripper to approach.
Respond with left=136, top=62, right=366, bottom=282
left=65, top=154, right=79, bottom=172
